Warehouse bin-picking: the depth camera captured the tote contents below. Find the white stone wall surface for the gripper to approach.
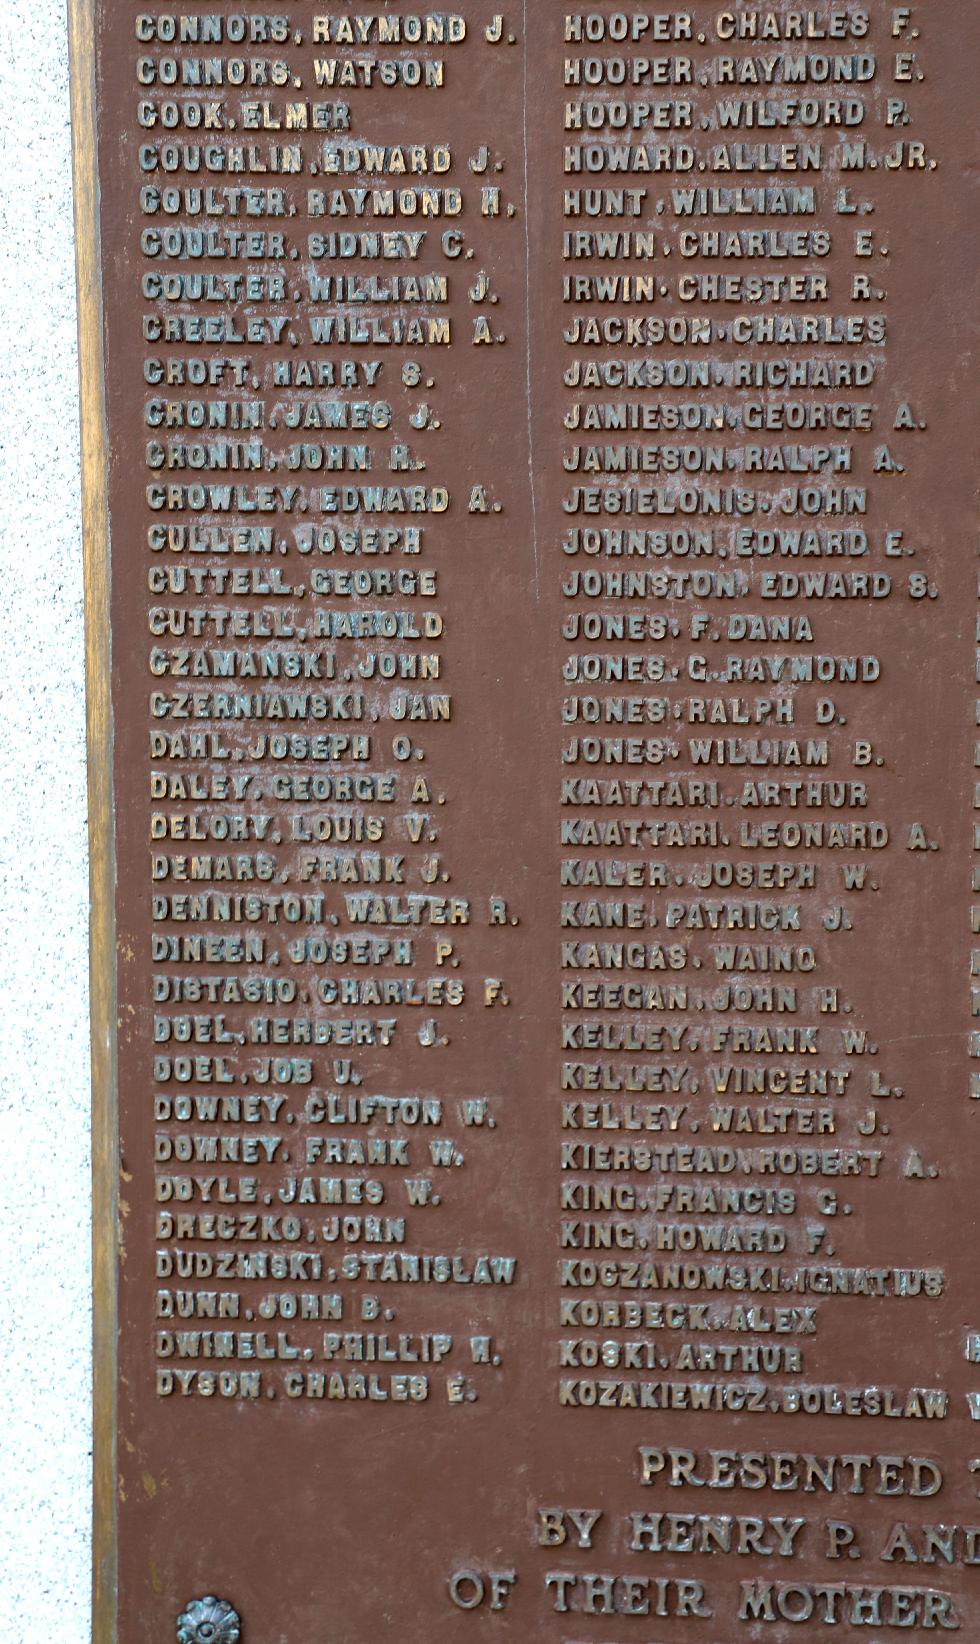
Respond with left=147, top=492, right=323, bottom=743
left=0, top=0, right=92, bottom=1638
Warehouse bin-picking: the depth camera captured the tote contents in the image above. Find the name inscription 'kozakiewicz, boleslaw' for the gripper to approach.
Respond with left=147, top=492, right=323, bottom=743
left=68, top=0, right=979, bottom=1637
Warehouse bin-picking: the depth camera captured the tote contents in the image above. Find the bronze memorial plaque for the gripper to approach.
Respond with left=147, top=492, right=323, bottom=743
left=71, top=0, right=979, bottom=1636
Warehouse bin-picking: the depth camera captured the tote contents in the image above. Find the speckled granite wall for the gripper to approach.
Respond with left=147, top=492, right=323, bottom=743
left=0, top=2, right=92, bottom=1637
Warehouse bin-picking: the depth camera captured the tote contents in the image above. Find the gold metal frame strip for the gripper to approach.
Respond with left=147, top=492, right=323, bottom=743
left=68, top=1, right=117, bottom=1639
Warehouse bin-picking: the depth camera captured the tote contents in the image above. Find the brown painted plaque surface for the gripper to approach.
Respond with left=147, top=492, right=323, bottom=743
left=72, top=0, right=980, bottom=1637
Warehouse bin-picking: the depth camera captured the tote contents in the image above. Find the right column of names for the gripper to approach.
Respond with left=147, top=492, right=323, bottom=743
left=547, top=0, right=977, bottom=1631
